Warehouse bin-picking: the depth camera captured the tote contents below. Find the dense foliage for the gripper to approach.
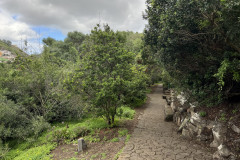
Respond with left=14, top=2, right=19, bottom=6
left=0, top=26, right=149, bottom=146
left=143, top=0, right=240, bottom=105
left=67, top=25, right=148, bottom=125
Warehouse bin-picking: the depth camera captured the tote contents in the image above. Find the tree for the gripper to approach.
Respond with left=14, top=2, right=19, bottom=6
left=42, top=32, right=86, bottom=62
left=143, top=0, right=240, bottom=105
left=69, top=24, right=144, bottom=125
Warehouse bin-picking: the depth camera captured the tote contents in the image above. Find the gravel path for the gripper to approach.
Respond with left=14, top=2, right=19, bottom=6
left=118, top=85, right=213, bottom=160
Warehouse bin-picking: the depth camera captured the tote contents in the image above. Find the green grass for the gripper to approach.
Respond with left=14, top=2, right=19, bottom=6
left=110, top=137, right=119, bottom=142
left=118, top=129, right=128, bottom=137
left=4, top=108, right=137, bottom=160
left=125, top=134, right=131, bottom=142
left=101, top=153, right=107, bottom=159
left=4, top=117, right=109, bottom=160
left=14, top=144, right=55, bottom=160
left=114, top=148, right=123, bottom=160
left=0, top=57, right=8, bottom=61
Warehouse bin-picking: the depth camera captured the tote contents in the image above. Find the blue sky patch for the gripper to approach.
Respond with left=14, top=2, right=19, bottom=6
left=31, top=26, right=66, bottom=41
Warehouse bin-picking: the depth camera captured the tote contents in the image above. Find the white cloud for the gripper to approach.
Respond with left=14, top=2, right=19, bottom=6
left=0, top=0, right=147, bottom=54
left=0, top=10, right=39, bottom=41
left=0, top=0, right=147, bottom=34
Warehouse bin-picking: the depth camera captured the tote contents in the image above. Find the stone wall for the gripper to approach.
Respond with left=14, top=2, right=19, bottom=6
left=163, top=90, right=239, bottom=160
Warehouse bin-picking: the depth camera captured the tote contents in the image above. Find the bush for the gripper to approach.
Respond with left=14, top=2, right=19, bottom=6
left=0, top=140, right=9, bottom=159
left=0, top=95, right=49, bottom=140
left=117, top=106, right=135, bottom=119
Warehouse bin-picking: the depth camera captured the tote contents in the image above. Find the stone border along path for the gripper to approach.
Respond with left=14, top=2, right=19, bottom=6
left=118, top=85, right=213, bottom=160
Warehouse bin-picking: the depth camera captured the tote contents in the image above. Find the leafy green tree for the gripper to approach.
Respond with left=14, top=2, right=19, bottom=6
left=68, top=24, right=147, bottom=125
left=42, top=31, right=86, bottom=62
left=143, top=0, right=240, bottom=105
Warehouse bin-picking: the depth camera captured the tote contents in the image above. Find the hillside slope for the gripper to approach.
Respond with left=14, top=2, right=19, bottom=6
left=0, top=40, right=28, bottom=62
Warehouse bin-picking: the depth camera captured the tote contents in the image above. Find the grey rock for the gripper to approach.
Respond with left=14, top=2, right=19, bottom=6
left=170, top=101, right=176, bottom=112
left=178, top=118, right=189, bottom=132
left=78, top=138, right=87, bottom=152
left=164, top=105, right=174, bottom=121
left=218, top=144, right=231, bottom=158
left=182, top=128, right=191, bottom=138
left=231, top=124, right=240, bottom=134
left=210, top=123, right=227, bottom=148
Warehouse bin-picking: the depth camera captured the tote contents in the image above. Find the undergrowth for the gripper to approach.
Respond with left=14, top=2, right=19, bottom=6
left=3, top=107, right=136, bottom=160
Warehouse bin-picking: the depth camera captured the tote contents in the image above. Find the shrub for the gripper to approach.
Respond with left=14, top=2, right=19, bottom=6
left=117, top=106, right=135, bottom=119
left=0, top=95, right=49, bottom=140
left=199, top=111, right=207, bottom=117
left=118, top=129, right=128, bottom=137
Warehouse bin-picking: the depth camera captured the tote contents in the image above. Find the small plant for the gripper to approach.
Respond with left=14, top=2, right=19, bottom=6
left=219, top=113, right=227, bottom=122
left=84, top=134, right=100, bottom=143
left=110, top=137, right=119, bottom=142
left=90, top=154, right=98, bottom=159
left=114, top=148, right=123, bottom=160
left=117, top=106, right=135, bottom=119
left=118, top=129, right=128, bottom=137
left=51, top=128, right=75, bottom=144
left=232, top=109, right=238, bottom=114
left=101, top=153, right=107, bottom=159
left=125, top=134, right=131, bottom=143
left=103, top=136, right=107, bottom=141
left=199, top=111, right=207, bottom=117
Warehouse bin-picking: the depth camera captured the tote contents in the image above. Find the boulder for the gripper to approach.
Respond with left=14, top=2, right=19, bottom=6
left=210, top=123, right=227, bottom=148
left=178, top=117, right=189, bottom=132
left=213, top=144, right=232, bottom=160
left=170, top=101, right=176, bottom=112
left=78, top=138, right=87, bottom=152
left=182, top=128, right=191, bottom=138
left=164, top=105, right=174, bottom=121
left=231, top=124, right=240, bottom=134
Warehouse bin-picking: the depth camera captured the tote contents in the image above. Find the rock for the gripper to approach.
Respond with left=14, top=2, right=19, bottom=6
left=190, top=113, right=201, bottom=124
left=164, top=105, right=174, bottom=121
left=210, top=123, right=227, bottom=148
left=213, top=151, right=222, bottom=160
left=78, top=138, right=87, bottom=152
left=173, top=112, right=182, bottom=126
left=166, top=97, right=171, bottom=105
left=206, top=121, right=215, bottom=130
left=218, top=144, right=231, bottom=158
left=197, top=134, right=209, bottom=141
left=177, top=93, right=187, bottom=105
left=164, top=90, right=171, bottom=95
left=231, top=124, right=240, bottom=134
left=187, top=106, right=195, bottom=116
left=186, top=122, right=198, bottom=135
left=182, top=128, right=191, bottom=138
left=213, top=144, right=232, bottom=160
left=178, top=118, right=189, bottom=132
left=170, top=101, right=176, bottom=112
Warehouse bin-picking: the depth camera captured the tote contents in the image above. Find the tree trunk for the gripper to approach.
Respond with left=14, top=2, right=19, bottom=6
left=111, top=115, right=115, bottom=125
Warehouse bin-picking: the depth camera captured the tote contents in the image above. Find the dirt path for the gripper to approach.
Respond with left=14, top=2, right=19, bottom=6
left=118, top=85, right=213, bottom=160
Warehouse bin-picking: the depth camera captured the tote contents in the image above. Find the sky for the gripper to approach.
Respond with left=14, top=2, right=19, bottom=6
left=0, top=0, right=147, bottom=54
